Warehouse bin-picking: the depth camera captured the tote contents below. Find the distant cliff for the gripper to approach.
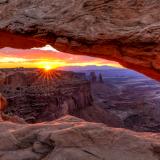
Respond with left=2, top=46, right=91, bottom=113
left=0, top=69, right=122, bottom=127
left=0, top=69, right=93, bottom=123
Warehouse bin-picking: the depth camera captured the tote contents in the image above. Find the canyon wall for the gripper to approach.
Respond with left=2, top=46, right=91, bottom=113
left=0, top=0, right=160, bottom=79
left=0, top=69, right=122, bottom=127
left=5, top=81, right=93, bottom=123
left=0, top=70, right=93, bottom=123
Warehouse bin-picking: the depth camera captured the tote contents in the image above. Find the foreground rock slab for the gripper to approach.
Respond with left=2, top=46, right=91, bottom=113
left=0, top=115, right=160, bottom=160
left=0, top=0, right=160, bottom=79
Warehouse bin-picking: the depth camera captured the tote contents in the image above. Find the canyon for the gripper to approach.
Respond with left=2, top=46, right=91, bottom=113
left=0, top=68, right=121, bottom=127
left=0, top=67, right=160, bottom=160
left=88, top=68, right=160, bottom=132
left=0, top=0, right=160, bottom=159
left=0, top=69, right=93, bottom=123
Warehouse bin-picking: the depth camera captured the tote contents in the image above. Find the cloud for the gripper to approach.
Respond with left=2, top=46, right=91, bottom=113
left=32, top=45, right=59, bottom=52
left=0, top=46, right=122, bottom=68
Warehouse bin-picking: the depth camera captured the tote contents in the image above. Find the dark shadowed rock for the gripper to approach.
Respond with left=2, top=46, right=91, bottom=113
left=0, top=0, right=8, bottom=4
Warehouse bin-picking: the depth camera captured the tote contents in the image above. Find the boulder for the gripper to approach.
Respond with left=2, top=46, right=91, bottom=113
left=0, top=115, right=160, bottom=160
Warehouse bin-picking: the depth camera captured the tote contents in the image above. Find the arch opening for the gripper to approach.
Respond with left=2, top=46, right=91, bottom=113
left=0, top=31, right=160, bottom=80
left=0, top=45, right=160, bottom=132
left=1, top=1, right=160, bottom=158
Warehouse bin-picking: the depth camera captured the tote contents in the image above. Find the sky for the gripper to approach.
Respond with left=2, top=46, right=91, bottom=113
left=0, top=45, right=123, bottom=69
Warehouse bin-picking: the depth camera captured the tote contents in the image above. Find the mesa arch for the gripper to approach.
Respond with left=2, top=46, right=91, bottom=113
left=0, top=0, right=160, bottom=80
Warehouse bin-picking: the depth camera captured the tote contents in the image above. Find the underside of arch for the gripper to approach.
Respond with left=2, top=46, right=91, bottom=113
left=0, top=0, right=160, bottom=80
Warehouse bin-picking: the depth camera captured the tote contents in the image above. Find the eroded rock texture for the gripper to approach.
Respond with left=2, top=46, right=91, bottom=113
left=0, top=69, right=123, bottom=127
left=0, top=69, right=93, bottom=123
left=0, top=115, right=160, bottom=160
left=0, top=0, right=160, bottom=79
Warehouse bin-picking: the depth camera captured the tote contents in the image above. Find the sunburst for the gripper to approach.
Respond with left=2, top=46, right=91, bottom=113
left=35, top=68, right=61, bottom=84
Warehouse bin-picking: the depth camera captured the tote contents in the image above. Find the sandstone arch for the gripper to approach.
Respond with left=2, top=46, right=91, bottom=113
left=0, top=0, right=160, bottom=79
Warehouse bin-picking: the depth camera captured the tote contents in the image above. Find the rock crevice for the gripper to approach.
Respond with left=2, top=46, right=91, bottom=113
left=0, top=115, right=160, bottom=160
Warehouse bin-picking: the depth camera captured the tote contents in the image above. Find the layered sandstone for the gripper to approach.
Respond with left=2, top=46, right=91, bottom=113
left=0, top=69, right=122, bottom=127
left=0, top=0, right=160, bottom=79
left=0, top=69, right=93, bottom=123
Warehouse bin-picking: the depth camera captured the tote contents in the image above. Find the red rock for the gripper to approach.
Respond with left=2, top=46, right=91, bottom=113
left=0, top=115, right=159, bottom=160
left=0, top=0, right=160, bottom=79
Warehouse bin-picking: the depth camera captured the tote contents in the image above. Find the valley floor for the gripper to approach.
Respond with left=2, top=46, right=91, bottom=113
left=91, top=76, right=160, bottom=132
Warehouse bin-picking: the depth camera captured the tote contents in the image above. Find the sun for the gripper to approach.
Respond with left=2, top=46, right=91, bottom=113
left=37, top=61, right=67, bottom=71
left=44, top=65, right=52, bottom=71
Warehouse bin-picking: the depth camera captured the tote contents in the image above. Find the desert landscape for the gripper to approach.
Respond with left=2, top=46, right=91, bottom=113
left=1, top=0, right=160, bottom=160
left=89, top=68, right=160, bottom=132
left=58, top=66, right=160, bottom=132
left=0, top=67, right=160, bottom=160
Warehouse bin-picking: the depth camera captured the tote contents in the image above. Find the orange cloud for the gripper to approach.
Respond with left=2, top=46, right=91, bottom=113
left=0, top=45, right=123, bottom=69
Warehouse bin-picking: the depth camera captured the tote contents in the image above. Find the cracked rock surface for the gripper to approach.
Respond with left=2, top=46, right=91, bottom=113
left=0, top=115, right=160, bottom=160
left=0, top=0, right=160, bottom=79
